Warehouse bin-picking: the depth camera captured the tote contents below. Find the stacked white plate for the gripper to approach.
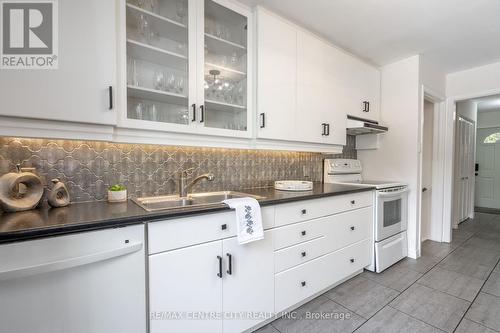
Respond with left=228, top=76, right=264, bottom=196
left=274, top=180, right=313, bottom=191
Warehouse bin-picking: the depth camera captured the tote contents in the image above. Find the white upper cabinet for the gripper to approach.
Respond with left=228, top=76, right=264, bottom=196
left=256, top=7, right=380, bottom=145
left=0, top=0, right=117, bottom=125
left=296, top=31, right=346, bottom=145
left=256, top=8, right=297, bottom=141
left=120, top=0, right=252, bottom=138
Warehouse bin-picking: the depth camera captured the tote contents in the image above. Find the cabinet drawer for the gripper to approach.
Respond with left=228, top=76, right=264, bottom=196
left=328, top=206, right=373, bottom=252
left=275, top=236, right=329, bottom=273
left=273, top=218, right=325, bottom=250
left=274, top=191, right=373, bottom=227
left=275, top=238, right=371, bottom=313
left=148, top=207, right=275, bottom=254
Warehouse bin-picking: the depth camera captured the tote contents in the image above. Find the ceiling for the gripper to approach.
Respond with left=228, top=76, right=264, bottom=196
left=474, top=94, right=500, bottom=112
left=242, top=0, right=500, bottom=73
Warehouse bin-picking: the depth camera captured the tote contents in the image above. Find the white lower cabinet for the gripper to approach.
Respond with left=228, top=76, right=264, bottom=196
left=147, top=193, right=374, bottom=332
left=149, top=240, right=223, bottom=333
left=148, top=232, right=274, bottom=333
left=222, top=234, right=274, bottom=333
left=275, top=238, right=372, bottom=313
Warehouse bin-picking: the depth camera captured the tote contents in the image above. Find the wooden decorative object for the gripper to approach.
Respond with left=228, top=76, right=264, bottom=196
left=0, top=166, right=44, bottom=212
left=48, top=179, right=70, bottom=208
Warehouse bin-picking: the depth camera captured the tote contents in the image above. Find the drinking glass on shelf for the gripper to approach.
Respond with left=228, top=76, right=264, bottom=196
left=166, top=72, right=176, bottom=92
left=135, top=102, right=145, bottom=120
left=149, top=30, right=160, bottom=47
left=138, top=14, right=151, bottom=44
left=127, top=57, right=139, bottom=86
left=148, top=103, right=158, bottom=121
left=176, top=0, right=187, bottom=24
left=175, top=76, right=184, bottom=94
left=220, top=55, right=228, bottom=67
left=215, top=23, right=223, bottom=38
left=153, top=69, right=165, bottom=91
left=230, top=52, right=239, bottom=69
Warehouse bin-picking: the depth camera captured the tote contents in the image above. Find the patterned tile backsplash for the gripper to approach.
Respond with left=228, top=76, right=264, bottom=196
left=0, top=136, right=356, bottom=203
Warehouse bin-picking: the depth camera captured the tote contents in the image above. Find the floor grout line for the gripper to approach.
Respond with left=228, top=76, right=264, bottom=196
left=258, top=218, right=500, bottom=333
left=353, top=224, right=478, bottom=333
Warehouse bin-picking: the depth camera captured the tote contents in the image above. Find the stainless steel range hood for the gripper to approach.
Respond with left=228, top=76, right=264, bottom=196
left=346, top=115, right=388, bottom=135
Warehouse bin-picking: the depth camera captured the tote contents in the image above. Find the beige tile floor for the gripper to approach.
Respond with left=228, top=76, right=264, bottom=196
left=255, top=212, right=500, bottom=333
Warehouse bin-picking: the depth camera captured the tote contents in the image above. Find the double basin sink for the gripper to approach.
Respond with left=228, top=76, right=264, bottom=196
left=132, top=191, right=265, bottom=212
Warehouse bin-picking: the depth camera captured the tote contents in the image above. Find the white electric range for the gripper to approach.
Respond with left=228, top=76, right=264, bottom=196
left=324, top=159, right=409, bottom=273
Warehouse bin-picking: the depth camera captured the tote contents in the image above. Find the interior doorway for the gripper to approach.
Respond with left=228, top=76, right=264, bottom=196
left=421, top=99, right=434, bottom=241
left=474, top=94, right=500, bottom=211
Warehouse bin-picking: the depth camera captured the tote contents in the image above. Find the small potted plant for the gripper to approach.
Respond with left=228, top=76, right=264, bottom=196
left=108, top=184, right=127, bottom=203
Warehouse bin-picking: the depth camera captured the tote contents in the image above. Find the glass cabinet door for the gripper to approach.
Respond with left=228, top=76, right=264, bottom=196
left=125, top=0, right=191, bottom=126
left=202, top=0, right=248, bottom=132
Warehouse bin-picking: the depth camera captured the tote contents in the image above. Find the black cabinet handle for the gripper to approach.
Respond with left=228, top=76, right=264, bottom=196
left=301, top=281, right=306, bottom=287
left=217, top=256, right=223, bottom=278
left=301, top=251, right=306, bottom=257
left=260, top=113, right=265, bottom=128
left=226, top=253, right=232, bottom=275
left=108, top=86, right=113, bottom=110
left=350, top=258, right=355, bottom=263
left=191, top=104, right=196, bottom=122
left=221, top=224, right=227, bottom=230
left=363, top=101, right=369, bottom=112
left=301, top=230, right=306, bottom=236
left=199, top=105, right=204, bottom=123
left=350, top=226, right=355, bottom=231
left=321, top=123, right=327, bottom=136
left=326, top=124, right=330, bottom=136
left=351, top=200, right=356, bottom=205
left=301, top=209, right=307, bottom=215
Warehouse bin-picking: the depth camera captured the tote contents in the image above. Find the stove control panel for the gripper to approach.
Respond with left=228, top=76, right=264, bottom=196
left=324, top=159, right=362, bottom=174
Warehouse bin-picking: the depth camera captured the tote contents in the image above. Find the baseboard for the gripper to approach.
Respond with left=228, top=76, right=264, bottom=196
left=475, top=206, right=500, bottom=215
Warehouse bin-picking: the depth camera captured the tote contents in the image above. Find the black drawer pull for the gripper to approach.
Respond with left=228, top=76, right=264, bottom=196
left=301, top=209, right=307, bottom=215
left=108, top=86, right=113, bottom=110
left=301, top=281, right=306, bottom=287
left=301, top=230, right=306, bottom=236
left=199, top=105, right=204, bottom=123
left=191, top=103, right=196, bottom=122
left=351, top=200, right=356, bottom=205
left=217, top=256, right=223, bottom=278
left=260, top=113, right=265, bottom=128
left=221, top=224, right=227, bottom=230
left=301, top=251, right=306, bottom=257
left=350, top=258, right=355, bottom=263
left=350, top=226, right=355, bottom=231
left=226, top=253, right=232, bottom=275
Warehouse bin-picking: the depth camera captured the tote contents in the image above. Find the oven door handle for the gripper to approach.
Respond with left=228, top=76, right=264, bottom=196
left=377, top=188, right=408, bottom=197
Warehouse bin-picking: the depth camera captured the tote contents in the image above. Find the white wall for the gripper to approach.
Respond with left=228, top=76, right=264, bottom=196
left=447, top=61, right=500, bottom=98
left=358, top=55, right=421, bottom=258
left=420, top=55, right=446, bottom=98
left=478, top=109, right=500, bottom=128
left=456, top=100, right=478, bottom=122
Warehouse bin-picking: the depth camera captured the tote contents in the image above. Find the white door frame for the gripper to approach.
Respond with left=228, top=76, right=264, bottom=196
left=418, top=85, right=447, bottom=251
left=443, top=88, right=500, bottom=242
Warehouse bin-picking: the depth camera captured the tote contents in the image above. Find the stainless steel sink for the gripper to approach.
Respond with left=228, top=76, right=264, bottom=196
left=132, top=191, right=265, bottom=212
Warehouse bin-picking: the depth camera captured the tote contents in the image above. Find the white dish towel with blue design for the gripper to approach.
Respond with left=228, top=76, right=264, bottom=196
left=223, top=197, right=264, bottom=244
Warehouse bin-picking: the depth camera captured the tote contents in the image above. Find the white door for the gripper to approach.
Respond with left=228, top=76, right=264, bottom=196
left=222, top=233, right=274, bottom=333
left=121, top=0, right=197, bottom=133
left=148, top=240, right=223, bottom=333
left=296, top=31, right=346, bottom=146
left=197, top=0, right=252, bottom=138
left=0, top=0, right=117, bottom=125
left=256, top=8, right=297, bottom=141
left=454, top=116, right=475, bottom=223
left=476, top=127, right=500, bottom=209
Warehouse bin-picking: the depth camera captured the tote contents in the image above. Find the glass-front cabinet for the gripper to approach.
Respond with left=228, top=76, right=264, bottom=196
left=120, top=0, right=252, bottom=137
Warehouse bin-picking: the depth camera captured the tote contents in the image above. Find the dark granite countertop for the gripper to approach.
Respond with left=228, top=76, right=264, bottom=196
left=0, top=183, right=374, bottom=244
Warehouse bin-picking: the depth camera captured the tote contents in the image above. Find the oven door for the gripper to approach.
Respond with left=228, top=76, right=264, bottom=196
left=375, top=187, right=408, bottom=242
